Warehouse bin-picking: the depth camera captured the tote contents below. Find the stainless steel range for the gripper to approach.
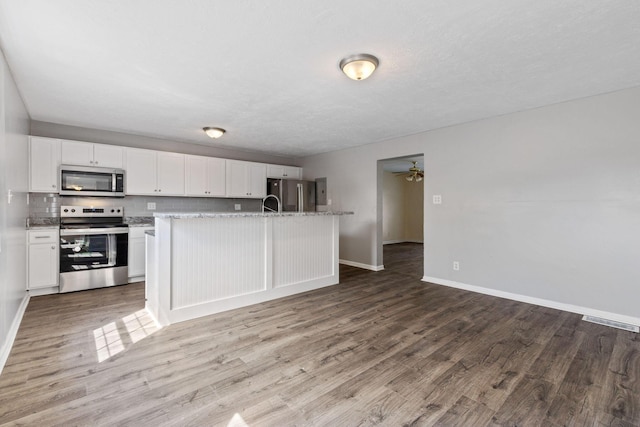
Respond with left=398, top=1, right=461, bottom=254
left=59, top=205, right=129, bottom=293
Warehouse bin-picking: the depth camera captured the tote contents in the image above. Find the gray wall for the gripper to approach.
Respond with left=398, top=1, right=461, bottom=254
left=0, top=48, right=29, bottom=370
left=31, top=120, right=300, bottom=166
left=302, top=86, right=640, bottom=321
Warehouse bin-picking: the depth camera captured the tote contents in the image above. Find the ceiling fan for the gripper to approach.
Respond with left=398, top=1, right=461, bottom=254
left=395, top=161, right=424, bottom=182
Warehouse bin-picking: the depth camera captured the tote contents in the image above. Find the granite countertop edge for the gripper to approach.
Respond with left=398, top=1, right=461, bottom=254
left=26, top=216, right=155, bottom=229
left=154, top=211, right=354, bottom=219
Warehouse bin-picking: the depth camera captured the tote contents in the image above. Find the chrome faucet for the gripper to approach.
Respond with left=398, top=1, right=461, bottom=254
left=262, top=194, right=282, bottom=213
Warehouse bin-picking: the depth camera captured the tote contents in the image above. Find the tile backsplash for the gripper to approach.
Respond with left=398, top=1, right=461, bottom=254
left=29, top=193, right=262, bottom=218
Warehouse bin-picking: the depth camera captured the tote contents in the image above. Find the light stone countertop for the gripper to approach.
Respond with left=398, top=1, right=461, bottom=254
left=153, top=211, right=354, bottom=219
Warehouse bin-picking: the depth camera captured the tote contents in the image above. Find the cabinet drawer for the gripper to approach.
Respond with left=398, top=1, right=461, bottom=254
left=28, top=230, right=59, bottom=243
left=129, top=226, right=154, bottom=239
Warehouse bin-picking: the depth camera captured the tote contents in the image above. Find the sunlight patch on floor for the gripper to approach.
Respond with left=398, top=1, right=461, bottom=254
left=123, top=309, right=158, bottom=343
left=93, top=309, right=159, bottom=362
left=228, top=413, right=250, bottom=427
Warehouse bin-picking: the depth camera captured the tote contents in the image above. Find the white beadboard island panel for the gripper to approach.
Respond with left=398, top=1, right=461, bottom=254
left=272, top=215, right=335, bottom=288
left=148, top=211, right=351, bottom=326
left=171, top=217, right=266, bottom=309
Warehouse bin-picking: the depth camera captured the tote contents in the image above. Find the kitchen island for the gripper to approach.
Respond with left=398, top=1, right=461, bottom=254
left=146, top=211, right=352, bottom=326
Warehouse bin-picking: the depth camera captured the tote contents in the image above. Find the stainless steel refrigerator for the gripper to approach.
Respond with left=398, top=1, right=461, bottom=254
left=266, top=179, right=316, bottom=212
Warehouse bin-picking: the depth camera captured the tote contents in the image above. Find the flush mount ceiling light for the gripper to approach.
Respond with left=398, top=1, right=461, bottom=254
left=339, top=54, right=379, bottom=81
left=203, top=127, right=226, bottom=139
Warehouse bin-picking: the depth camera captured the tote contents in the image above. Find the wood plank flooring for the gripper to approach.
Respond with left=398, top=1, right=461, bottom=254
left=1, top=243, right=639, bottom=426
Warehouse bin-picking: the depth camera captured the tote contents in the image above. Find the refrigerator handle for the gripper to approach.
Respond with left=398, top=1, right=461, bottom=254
left=297, top=183, right=303, bottom=212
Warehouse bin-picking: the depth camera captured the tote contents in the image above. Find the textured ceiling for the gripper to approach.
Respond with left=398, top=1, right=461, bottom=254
left=1, top=1, right=639, bottom=157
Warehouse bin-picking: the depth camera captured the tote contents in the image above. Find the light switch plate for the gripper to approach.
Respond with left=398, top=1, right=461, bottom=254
left=235, top=204, right=241, bottom=211
left=433, top=195, right=442, bottom=204
left=147, top=202, right=156, bottom=210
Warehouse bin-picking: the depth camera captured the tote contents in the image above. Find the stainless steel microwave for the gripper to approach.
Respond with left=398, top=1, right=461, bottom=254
left=59, top=165, right=125, bottom=197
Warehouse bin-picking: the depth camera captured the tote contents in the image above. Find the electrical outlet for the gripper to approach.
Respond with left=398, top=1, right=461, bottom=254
left=433, top=195, right=442, bottom=204
left=235, top=204, right=241, bottom=211
left=453, top=261, right=460, bottom=271
left=147, top=202, right=156, bottom=210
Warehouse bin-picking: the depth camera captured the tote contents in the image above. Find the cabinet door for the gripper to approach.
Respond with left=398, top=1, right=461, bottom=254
left=207, top=157, right=226, bottom=197
left=93, top=144, right=124, bottom=168
left=185, top=155, right=208, bottom=196
left=28, top=243, right=58, bottom=289
left=284, top=166, right=302, bottom=179
left=225, top=160, right=248, bottom=197
left=128, top=227, right=153, bottom=281
left=267, top=164, right=301, bottom=179
left=125, top=148, right=157, bottom=195
left=61, top=140, right=93, bottom=166
left=157, top=152, right=185, bottom=196
left=247, top=163, right=267, bottom=198
left=29, top=137, right=61, bottom=192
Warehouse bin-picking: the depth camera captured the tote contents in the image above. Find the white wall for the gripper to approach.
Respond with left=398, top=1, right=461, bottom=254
left=302, top=86, right=640, bottom=322
left=0, top=49, right=30, bottom=372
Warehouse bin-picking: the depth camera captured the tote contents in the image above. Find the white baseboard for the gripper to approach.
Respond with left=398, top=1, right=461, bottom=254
left=383, top=240, right=405, bottom=245
left=422, top=276, right=640, bottom=328
left=0, top=293, right=30, bottom=375
left=383, top=240, right=424, bottom=245
left=340, top=259, right=384, bottom=271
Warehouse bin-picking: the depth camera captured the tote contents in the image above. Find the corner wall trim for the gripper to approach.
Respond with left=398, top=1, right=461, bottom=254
left=422, top=276, right=640, bottom=328
left=0, top=293, right=30, bottom=375
left=339, top=259, right=384, bottom=272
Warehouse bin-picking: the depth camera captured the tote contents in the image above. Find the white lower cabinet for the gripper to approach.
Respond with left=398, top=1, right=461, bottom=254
left=27, top=229, right=59, bottom=294
left=129, top=226, right=154, bottom=282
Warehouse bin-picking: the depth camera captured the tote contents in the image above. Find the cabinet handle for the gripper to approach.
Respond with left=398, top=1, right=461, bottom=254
left=34, top=236, right=48, bottom=239
left=51, top=246, right=56, bottom=250
left=52, top=184, right=56, bottom=188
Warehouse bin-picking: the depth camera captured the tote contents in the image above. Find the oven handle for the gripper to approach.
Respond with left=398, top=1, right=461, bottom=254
left=60, top=227, right=129, bottom=236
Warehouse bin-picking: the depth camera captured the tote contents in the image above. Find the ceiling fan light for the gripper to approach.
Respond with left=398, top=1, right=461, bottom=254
left=203, top=127, right=226, bottom=139
left=340, top=54, right=379, bottom=81
left=405, top=175, right=413, bottom=182
left=416, top=175, right=423, bottom=182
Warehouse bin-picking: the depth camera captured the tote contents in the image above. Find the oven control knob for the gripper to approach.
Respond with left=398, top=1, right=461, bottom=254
left=111, top=209, right=115, bottom=213
left=63, top=209, right=68, bottom=213
left=71, top=209, right=76, bottom=213
left=117, top=209, right=121, bottom=213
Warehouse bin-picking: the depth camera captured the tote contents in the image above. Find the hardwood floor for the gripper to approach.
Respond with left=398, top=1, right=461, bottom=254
left=1, top=242, right=639, bottom=426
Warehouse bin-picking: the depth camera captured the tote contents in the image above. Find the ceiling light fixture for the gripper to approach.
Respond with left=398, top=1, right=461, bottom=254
left=203, top=127, right=226, bottom=139
left=403, top=161, right=424, bottom=182
left=339, top=54, right=379, bottom=81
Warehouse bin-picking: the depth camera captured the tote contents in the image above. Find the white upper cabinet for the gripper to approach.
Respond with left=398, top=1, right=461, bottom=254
left=185, top=155, right=226, bottom=197
left=226, top=160, right=266, bottom=198
left=266, top=164, right=302, bottom=179
left=29, top=136, right=61, bottom=192
left=29, top=135, right=295, bottom=200
left=61, top=140, right=123, bottom=168
left=125, top=148, right=185, bottom=196
left=157, top=152, right=186, bottom=196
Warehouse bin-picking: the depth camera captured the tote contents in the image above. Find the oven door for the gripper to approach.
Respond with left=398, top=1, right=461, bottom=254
left=59, top=227, right=129, bottom=293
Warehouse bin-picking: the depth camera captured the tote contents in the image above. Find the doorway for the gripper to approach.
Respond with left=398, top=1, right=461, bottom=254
left=378, top=155, right=425, bottom=275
